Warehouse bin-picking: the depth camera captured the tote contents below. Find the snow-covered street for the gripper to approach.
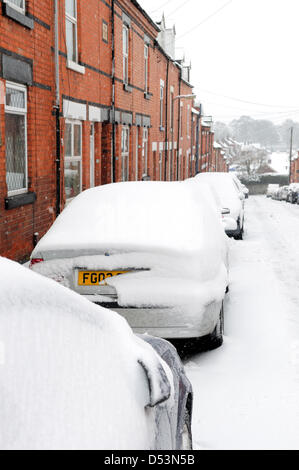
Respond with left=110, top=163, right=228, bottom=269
left=186, top=195, right=299, bottom=450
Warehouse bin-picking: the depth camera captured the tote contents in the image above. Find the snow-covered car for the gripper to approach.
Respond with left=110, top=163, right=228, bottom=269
left=30, top=181, right=229, bottom=349
left=194, top=172, right=245, bottom=240
left=241, top=184, right=249, bottom=199
left=287, top=183, right=299, bottom=204
left=266, top=184, right=279, bottom=198
left=186, top=177, right=237, bottom=236
left=277, top=185, right=289, bottom=201
left=0, top=257, right=193, bottom=450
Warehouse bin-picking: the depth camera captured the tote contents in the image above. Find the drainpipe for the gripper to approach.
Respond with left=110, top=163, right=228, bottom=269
left=195, top=104, right=201, bottom=174
left=54, top=0, right=61, bottom=216
left=111, top=0, right=116, bottom=183
left=176, top=71, right=181, bottom=180
left=164, top=60, right=169, bottom=181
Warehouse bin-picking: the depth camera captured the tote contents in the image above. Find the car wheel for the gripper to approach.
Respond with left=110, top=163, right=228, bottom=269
left=234, top=219, right=244, bottom=240
left=180, top=409, right=193, bottom=450
left=205, top=302, right=224, bottom=351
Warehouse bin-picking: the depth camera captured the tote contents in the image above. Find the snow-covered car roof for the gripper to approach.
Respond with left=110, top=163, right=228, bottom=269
left=195, top=172, right=241, bottom=202
left=0, top=257, right=173, bottom=450
left=32, top=181, right=222, bottom=256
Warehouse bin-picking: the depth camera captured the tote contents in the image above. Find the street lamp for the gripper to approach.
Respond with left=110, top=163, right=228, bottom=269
left=170, top=94, right=196, bottom=181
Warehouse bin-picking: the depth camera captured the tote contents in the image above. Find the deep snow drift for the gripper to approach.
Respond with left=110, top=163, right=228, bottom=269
left=186, top=195, right=299, bottom=450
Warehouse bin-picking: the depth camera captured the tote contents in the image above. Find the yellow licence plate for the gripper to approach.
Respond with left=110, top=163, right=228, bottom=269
left=78, top=270, right=129, bottom=286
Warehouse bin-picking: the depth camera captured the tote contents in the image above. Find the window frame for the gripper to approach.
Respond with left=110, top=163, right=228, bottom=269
left=5, top=81, right=28, bottom=197
left=65, top=0, right=78, bottom=63
left=4, top=0, right=25, bottom=15
left=64, top=119, right=82, bottom=202
left=160, top=82, right=164, bottom=129
left=142, top=127, right=148, bottom=177
left=122, top=25, right=129, bottom=85
left=144, top=44, right=149, bottom=93
left=121, top=126, right=130, bottom=182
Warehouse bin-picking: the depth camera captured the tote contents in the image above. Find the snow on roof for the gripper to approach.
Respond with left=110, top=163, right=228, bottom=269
left=213, top=142, right=222, bottom=149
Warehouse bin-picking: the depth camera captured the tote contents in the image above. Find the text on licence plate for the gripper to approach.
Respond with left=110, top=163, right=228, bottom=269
left=78, top=270, right=129, bottom=286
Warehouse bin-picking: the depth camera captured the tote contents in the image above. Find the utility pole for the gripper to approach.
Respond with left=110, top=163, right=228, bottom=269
left=289, top=127, right=294, bottom=184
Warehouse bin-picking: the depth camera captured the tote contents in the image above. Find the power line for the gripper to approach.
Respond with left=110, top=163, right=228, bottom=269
left=199, top=87, right=299, bottom=109
left=167, top=0, right=193, bottom=17
left=149, top=0, right=173, bottom=14
left=177, top=0, right=234, bottom=40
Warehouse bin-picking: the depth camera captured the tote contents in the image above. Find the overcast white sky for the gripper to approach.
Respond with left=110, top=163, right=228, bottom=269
left=139, top=0, right=299, bottom=124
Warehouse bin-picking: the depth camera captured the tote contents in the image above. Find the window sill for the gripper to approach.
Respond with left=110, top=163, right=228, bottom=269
left=67, top=60, right=85, bottom=75
left=2, top=3, right=34, bottom=29
left=5, top=191, right=36, bottom=210
left=123, top=83, right=133, bottom=93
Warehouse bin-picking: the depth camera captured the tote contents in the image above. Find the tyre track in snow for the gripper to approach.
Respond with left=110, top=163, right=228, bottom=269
left=185, top=196, right=299, bottom=450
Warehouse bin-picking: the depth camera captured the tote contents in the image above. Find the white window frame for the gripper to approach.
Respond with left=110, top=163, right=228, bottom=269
left=144, top=44, right=149, bottom=92
left=170, top=88, right=174, bottom=133
left=180, top=102, right=183, bottom=140
left=123, top=25, right=129, bottom=84
left=142, top=127, right=148, bottom=177
left=64, top=119, right=82, bottom=201
left=65, top=0, right=78, bottom=63
left=121, top=126, right=130, bottom=182
left=5, top=81, right=28, bottom=196
left=4, top=0, right=25, bottom=14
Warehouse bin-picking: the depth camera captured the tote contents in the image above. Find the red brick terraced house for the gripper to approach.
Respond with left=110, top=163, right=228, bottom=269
left=290, top=151, right=299, bottom=183
left=0, top=0, right=203, bottom=262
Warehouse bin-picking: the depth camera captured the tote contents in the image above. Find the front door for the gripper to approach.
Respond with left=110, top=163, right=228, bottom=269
left=90, top=123, right=95, bottom=188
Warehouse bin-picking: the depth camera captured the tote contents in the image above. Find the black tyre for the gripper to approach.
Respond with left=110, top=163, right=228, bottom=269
left=180, top=409, right=193, bottom=450
left=205, top=302, right=224, bottom=351
left=234, top=219, right=244, bottom=240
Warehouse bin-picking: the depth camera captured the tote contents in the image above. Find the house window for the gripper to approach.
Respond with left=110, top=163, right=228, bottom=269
left=170, top=89, right=174, bottom=132
left=65, top=0, right=78, bottom=62
left=64, top=120, right=82, bottom=201
left=144, top=45, right=149, bottom=92
left=5, top=82, right=27, bottom=195
left=121, top=126, right=130, bottom=182
left=123, top=25, right=129, bottom=84
left=142, top=128, right=148, bottom=177
left=102, top=20, right=108, bottom=43
left=160, top=81, right=164, bottom=129
left=180, top=102, right=183, bottom=139
left=5, top=0, right=25, bottom=14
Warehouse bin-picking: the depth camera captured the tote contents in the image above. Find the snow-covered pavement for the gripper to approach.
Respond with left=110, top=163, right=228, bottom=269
left=186, top=195, right=299, bottom=450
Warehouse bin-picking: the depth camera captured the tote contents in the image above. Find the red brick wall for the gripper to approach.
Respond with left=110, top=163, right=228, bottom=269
left=0, top=0, right=201, bottom=262
left=0, top=1, right=55, bottom=262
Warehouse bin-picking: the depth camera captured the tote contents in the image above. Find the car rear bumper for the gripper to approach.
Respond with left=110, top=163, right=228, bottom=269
left=90, top=298, right=222, bottom=339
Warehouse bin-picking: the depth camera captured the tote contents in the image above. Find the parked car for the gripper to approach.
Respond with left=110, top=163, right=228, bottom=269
left=287, top=183, right=299, bottom=204
left=30, top=181, right=229, bottom=350
left=266, top=184, right=279, bottom=198
left=276, top=185, right=289, bottom=201
left=0, top=257, right=193, bottom=450
left=194, top=172, right=245, bottom=240
left=241, top=184, right=249, bottom=199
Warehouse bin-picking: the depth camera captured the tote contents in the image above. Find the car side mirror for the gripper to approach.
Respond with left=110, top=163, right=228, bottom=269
left=239, top=193, right=245, bottom=200
left=138, top=359, right=172, bottom=408
left=221, top=208, right=230, bottom=215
